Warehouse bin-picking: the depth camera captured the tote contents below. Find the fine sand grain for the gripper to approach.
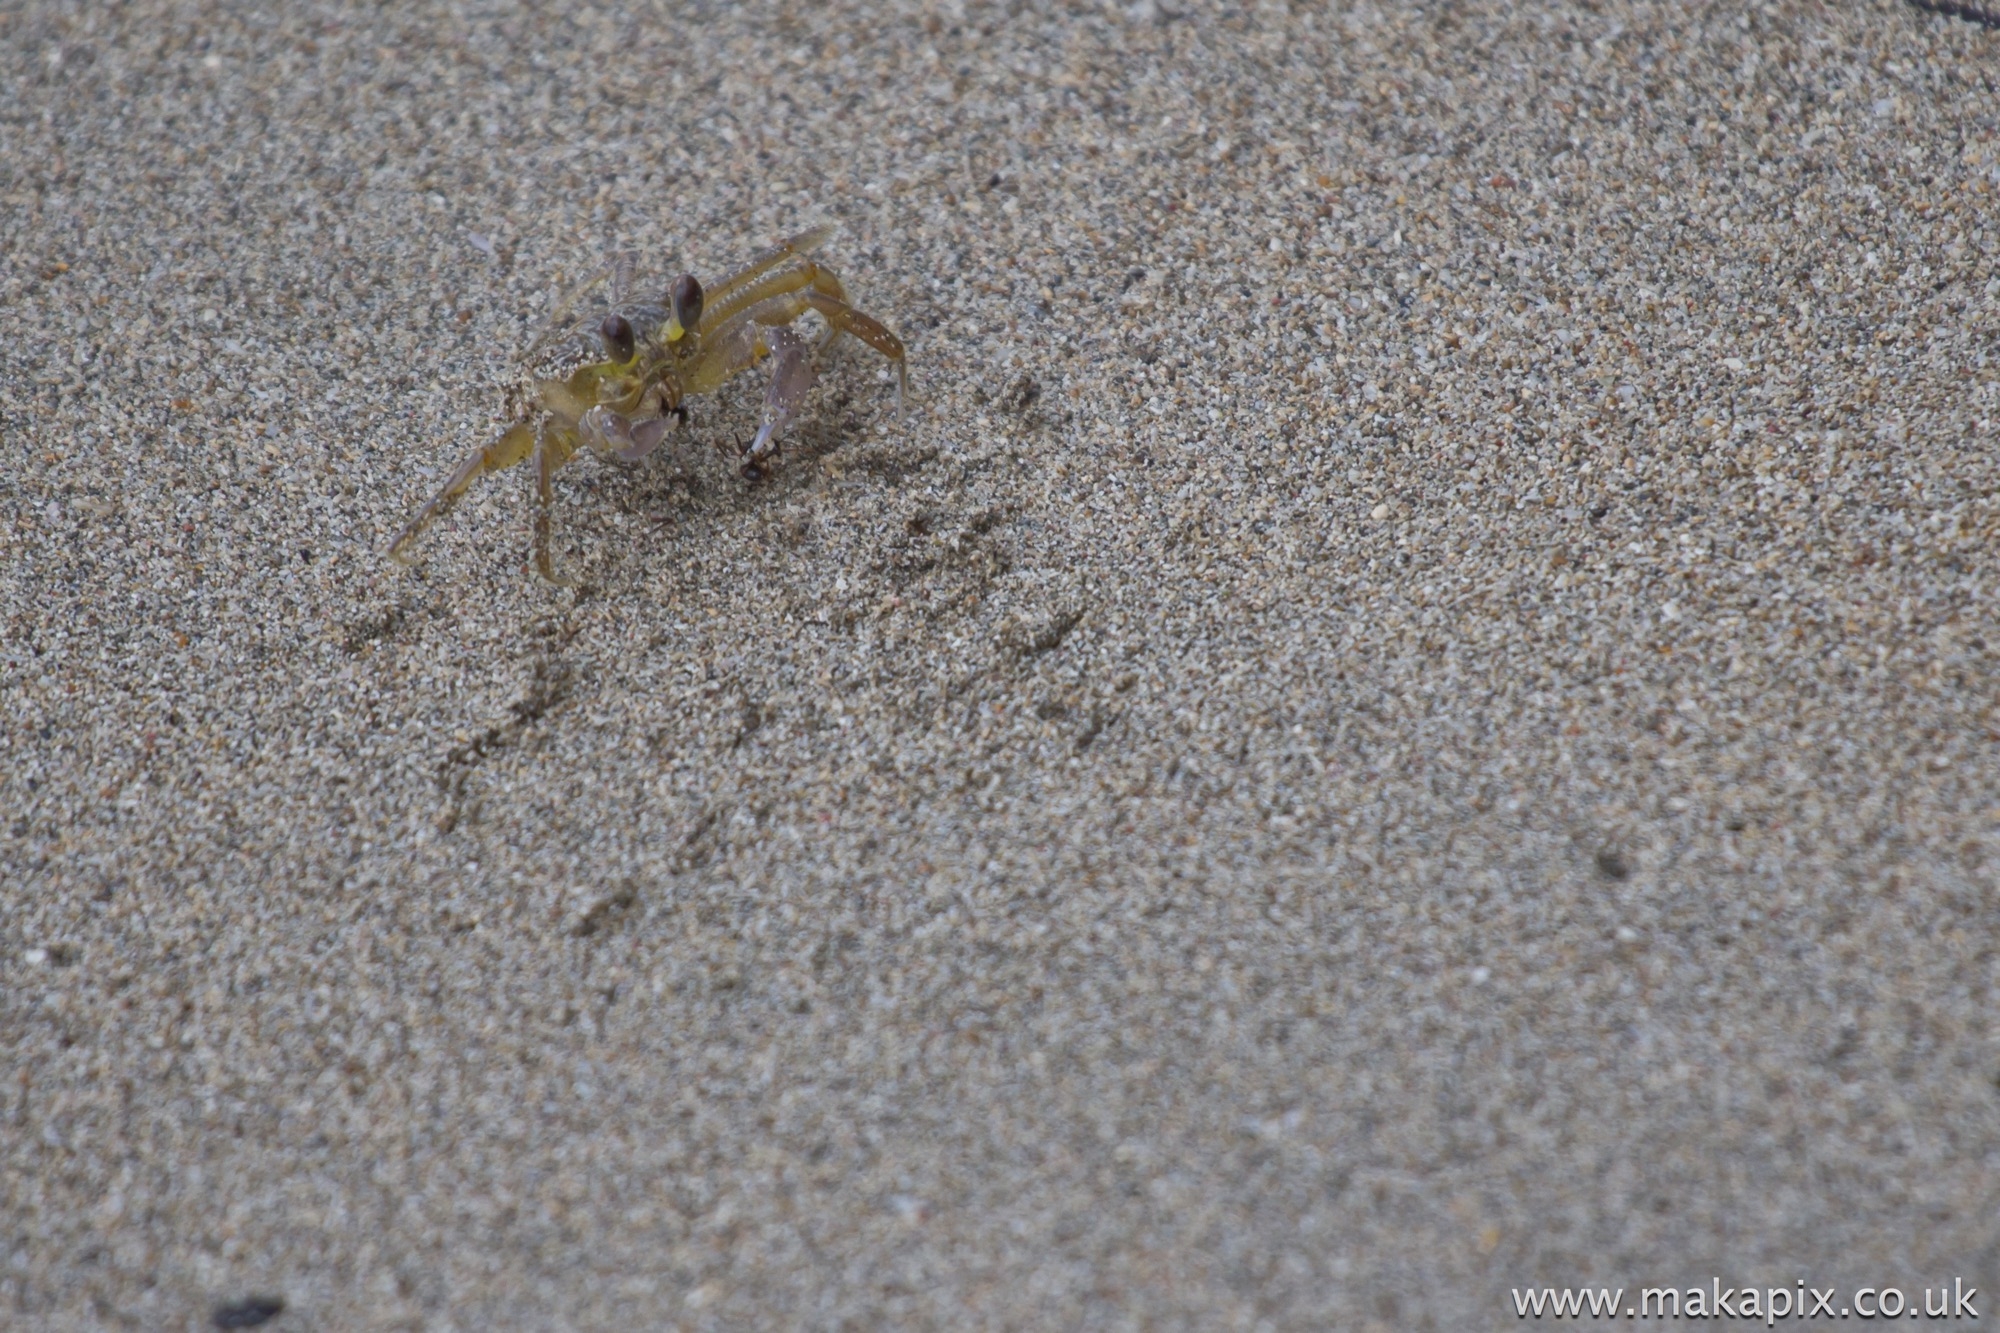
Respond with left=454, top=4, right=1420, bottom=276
left=4, top=0, right=1999, bottom=1327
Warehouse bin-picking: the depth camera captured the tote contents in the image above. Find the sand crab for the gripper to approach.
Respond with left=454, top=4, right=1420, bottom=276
left=388, top=225, right=907, bottom=583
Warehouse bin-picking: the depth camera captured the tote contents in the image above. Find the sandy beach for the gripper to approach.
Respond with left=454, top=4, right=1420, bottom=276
left=4, top=0, right=1998, bottom=1326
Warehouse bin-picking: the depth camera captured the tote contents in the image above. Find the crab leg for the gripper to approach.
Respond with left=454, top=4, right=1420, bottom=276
left=802, top=290, right=909, bottom=406
left=388, top=419, right=538, bottom=565
left=693, top=253, right=855, bottom=345
left=531, top=421, right=579, bottom=585
left=803, top=267, right=851, bottom=351
left=696, top=225, right=837, bottom=320
left=684, top=284, right=906, bottom=400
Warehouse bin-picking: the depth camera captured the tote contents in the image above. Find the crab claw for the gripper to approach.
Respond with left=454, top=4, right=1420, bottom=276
left=743, top=326, right=815, bottom=469
left=619, top=415, right=674, bottom=461
left=580, top=405, right=677, bottom=463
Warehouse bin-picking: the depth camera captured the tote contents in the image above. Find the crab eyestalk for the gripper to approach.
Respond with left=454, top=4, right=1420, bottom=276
left=666, top=273, right=704, bottom=342
left=599, top=312, right=637, bottom=364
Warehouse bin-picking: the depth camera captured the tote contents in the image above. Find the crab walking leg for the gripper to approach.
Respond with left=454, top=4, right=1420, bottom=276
left=800, top=266, right=854, bottom=352
left=692, top=255, right=848, bottom=347
left=802, top=291, right=909, bottom=406
left=388, top=419, right=538, bottom=565
left=743, top=326, right=817, bottom=470
left=520, top=264, right=615, bottom=365
left=684, top=287, right=907, bottom=401
left=530, top=422, right=581, bottom=585
left=607, top=249, right=638, bottom=306
left=696, top=225, right=838, bottom=319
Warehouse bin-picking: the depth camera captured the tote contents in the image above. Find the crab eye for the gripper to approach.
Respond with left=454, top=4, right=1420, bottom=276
left=666, top=274, right=703, bottom=342
left=599, top=313, right=636, bottom=362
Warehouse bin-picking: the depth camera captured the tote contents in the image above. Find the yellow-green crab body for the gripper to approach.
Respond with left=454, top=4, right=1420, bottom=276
left=388, top=226, right=907, bottom=583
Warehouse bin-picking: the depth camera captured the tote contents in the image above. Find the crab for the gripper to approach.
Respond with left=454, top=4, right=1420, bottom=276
left=388, top=225, right=908, bottom=583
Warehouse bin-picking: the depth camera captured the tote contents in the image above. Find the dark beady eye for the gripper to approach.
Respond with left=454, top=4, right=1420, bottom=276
left=667, top=274, right=703, bottom=340
left=599, top=312, right=636, bottom=362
